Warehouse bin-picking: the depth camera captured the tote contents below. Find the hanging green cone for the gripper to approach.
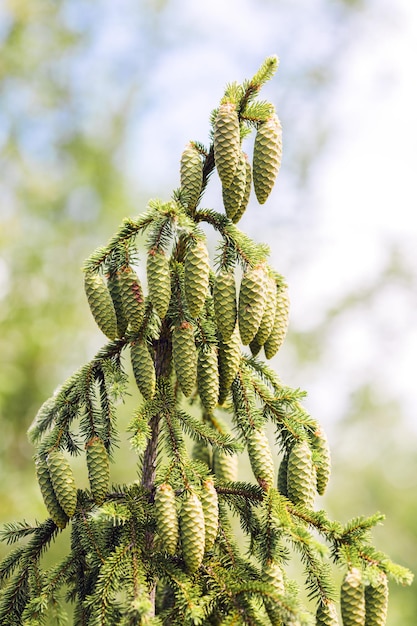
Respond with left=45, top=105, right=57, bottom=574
left=277, top=452, right=289, bottom=497
left=341, top=568, right=366, bottom=626
left=201, top=479, right=219, bottom=552
left=213, top=102, right=240, bottom=188
left=262, top=560, right=285, bottom=625
left=107, top=270, right=128, bottom=337
left=119, top=266, right=145, bottom=332
left=222, top=150, right=246, bottom=221
left=262, top=560, right=285, bottom=595
left=253, top=113, right=282, bottom=204
left=247, top=429, right=275, bottom=491
left=253, top=273, right=277, bottom=348
left=249, top=336, right=262, bottom=357
left=218, top=326, right=241, bottom=404
left=264, top=279, right=290, bottom=359
left=311, top=426, right=331, bottom=496
left=47, top=450, right=78, bottom=518
left=147, top=248, right=171, bottom=319
left=286, top=440, right=316, bottom=508
left=184, top=238, right=210, bottom=318
left=198, top=344, right=219, bottom=412
left=214, top=270, right=237, bottom=341
left=36, top=457, right=69, bottom=529
left=232, top=153, right=252, bottom=224
left=192, top=440, right=211, bottom=468
left=365, top=574, right=388, bottom=626
left=213, top=450, right=238, bottom=482
left=238, top=265, right=267, bottom=345
left=84, top=272, right=118, bottom=340
left=172, top=321, right=197, bottom=397
left=154, top=483, right=179, bottom=556
left=86, top=437, right=110, bottom=506
left=180, top=142, right=203, bottom=210
left=180, top=491, right=205, bottom=573
left=130, top=339, right=156, bottom=401
left=316, top=601, right=339, bottom=625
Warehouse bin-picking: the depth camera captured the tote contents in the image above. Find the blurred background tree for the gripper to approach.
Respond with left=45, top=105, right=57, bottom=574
left=1, top=0, right=415, bottom=623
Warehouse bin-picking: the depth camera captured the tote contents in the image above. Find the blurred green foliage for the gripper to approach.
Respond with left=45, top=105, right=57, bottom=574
left=0, top=0, right=415, bottom=623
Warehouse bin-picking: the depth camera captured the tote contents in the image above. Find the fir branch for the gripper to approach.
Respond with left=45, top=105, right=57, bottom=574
left=157, top=563, right=207, bottom=624
left=174, top=410, right=240, bottom=454
left=216, top=482, right=264, bottom=502
left=84, top=542, right=133, bottom=625
left=255, top=490, right=288, bottom=564
left=0, top=521, right=41, bottom=546
left=241, top=355, right=285, bottom=394
left=0, top=520, right=60, bottom=622
left=287, top=523, right=337, bottom=604
left=0, top=545, right=27, bottom=584
left=240, top=100, right=275, bottom=126
left=231, top=370, right=266, bottom=435
left=28, top=339, right=129, bottom=446
left=335, top=513, right=385, bottom=546
left=146, top=202, right=180, bottom=252
left=167, top=261, right=189, bottom=323
left=160, top=410, right=188, bottom=467
left=0, top=568, right=30, bottom=624
left=238, top=55, right=279, bottom=115
left=194, top=208, right=270, bottom=270
left=286, top=504, right=342, bottom=538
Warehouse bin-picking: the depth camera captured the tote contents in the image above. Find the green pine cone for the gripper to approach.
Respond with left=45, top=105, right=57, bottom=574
left=311, top=426, right=331, bottom=496
left=172, top=321, right=197, bottom=397
left=36, top=457, right=69, bottom=529
left=213, top=450, right=238, bottom=483
left=130, top=339, right=156, bottom=401
left=254, top=273, right=277, bottom=347
left=262, top=560, right=285, bottom=595
left=238, top=265, right=267, bottom=345
left=218, top=326, right=241, bottom=404
left=86, top=437, right=110, bottom=506
left=249, top=336, right=262, bottom=357
left=154, top=483, right=179, bottom=556
left=147, top=248, right=171, bottom=319
left=264, top=279, right=290, bottom=359
left=119, top=266, right=145, bottom=331
left=365, top=574, right=388, bottom=626
left=316, top=601, right=340, bottom=625
left=47, top=450, right=78, bottom=518
left=198, top=345, right=219, bottom=412
left=107, top=270, right=128, bottom=337
left=222, top=150, right=246, bottom=221
left=180, top=142, right=203, bottom=210
left=214, top=270, right=237, bottom=341
left=192, top=440, right=211, bottom=467
left=286, top=440, right=316, bottom=508
left=184, top=238, right=210, bottom=318
left=213, top=102, right=240, bottom=188
left=247, top=429, right=275, bottom=491
left=262, top=560, right=285, bottom=626
left=341, top=568, right=366, bottom=626
left=277, top=452, right=289, bottom=497
left=180, top=491, right=206, bottom=573
left=84, top=272, right=118, bottom=340
left=253, top=113, right=283, bottom=204
left=232, top=153, right=252, bottom=224
left=201, top=479, right=219, bottom=552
